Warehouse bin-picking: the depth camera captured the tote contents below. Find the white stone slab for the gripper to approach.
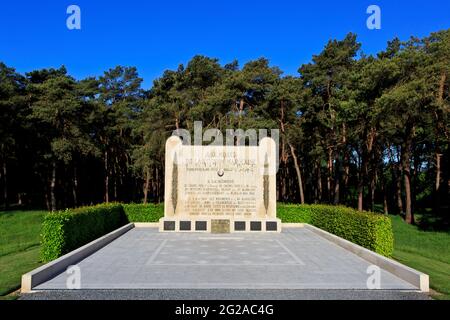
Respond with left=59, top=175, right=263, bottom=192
left=161, top=136, right=280, bottom=232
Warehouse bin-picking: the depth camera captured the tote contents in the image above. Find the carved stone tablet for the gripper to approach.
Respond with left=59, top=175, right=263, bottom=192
left=159, top=136, right=281, bottom=233
left=211, top=219, right=230, bottom=233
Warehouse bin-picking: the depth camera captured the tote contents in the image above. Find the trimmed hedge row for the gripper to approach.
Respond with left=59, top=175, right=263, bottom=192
left=277, top=204, right=312, bottom=224
left=278, top=204, right=394, bottom=257
left=41, top=203, right=127, bottom=262
left=122, top=203, right=164, bottom=222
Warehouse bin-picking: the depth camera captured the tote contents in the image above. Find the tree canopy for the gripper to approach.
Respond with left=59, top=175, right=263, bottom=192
left=0, top=29, right=448, bottom=226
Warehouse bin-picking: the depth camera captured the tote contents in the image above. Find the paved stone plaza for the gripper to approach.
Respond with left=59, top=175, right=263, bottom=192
left=34, top=227, right=417, bottom=291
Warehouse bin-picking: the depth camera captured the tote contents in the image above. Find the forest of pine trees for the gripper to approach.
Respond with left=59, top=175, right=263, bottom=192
left=0, top=30, right=449, bottom=225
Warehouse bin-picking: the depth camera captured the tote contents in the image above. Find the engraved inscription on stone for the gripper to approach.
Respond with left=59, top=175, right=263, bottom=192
left=234, top=221, right=246, bottom=231
left=161, top=135, right=280, bottom=233
left=164, top=136, right=277, bottom=218
left=266, top=221, right=277, bottom=231
left=195, top=221, right=207, bottom=231
left=180, top=221, right=191, bottom=231
left=164, top=221, right=175, bottom=231
left=250, top=221, right=262, bottom=231
left=211, top=219, right=230, bottom=233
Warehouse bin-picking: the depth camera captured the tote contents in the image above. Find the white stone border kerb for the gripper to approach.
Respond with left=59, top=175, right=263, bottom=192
left=303, top=224, right=429, bottom=292
left=21, top=223, right=134, bottom=293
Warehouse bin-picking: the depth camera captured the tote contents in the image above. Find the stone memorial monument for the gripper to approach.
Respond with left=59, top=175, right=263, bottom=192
left=159, top=135, right=281, bottom=233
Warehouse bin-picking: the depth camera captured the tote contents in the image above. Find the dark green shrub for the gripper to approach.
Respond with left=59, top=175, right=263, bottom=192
left=122, top=203, right=164, bottom=222
left=277, top=204, right=312, bottom=223
left=277, top=204, right=394, bottom=257
left=41, top=203, right=127, bottom=262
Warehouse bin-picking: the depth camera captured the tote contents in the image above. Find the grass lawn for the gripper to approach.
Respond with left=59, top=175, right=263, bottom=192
left=0, top=210, right=46, bottom=298
left=390, top=215, right=450, bottom=300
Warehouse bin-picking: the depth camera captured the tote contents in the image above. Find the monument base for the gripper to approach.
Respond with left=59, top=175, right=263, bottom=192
left=158, top=217, right=282, bottom=233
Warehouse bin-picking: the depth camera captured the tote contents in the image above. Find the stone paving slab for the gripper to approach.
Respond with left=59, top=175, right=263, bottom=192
left=34, top=228, right=416, bottom=291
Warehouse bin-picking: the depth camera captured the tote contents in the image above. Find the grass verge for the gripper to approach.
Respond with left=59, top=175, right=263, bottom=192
left=0, top=210, right=46, bottom=296
left=390, top=215, right=450, bottom=300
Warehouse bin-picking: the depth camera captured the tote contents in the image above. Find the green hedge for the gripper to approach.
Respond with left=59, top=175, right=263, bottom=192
left=278, top=204, right=394, bottom=257
left=122, top=203, right=164, bottom=222
left=277, top=204, right=312, bottom=223
left=41, top=203, right=127, bottom=262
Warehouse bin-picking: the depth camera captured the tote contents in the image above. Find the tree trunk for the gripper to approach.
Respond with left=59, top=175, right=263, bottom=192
left=239, top=98, right=244, bottom=115
left=114, top=177, right=118, bottom=201
left=357, top=182, right=364, bottom=211
left=2, top=161, right=7, bottom=209
left=327, top=148, right=333, bottom=202
left=402, top=125, right=415, bottom=224
left=289, top=144, right=305, bottom=204
left=343, top=152, right=349, bottom=204
left=433, top=72, right=447, bottom=214
left=152, top=167, right=156, bottom=196
left=362, top=128, right=375, bottom=211
left=412, top=154, right=420, bottom=215
left=433, top=152, right=443, bottom=213
left=333, top=153, right=340, bottom=205
left=403, top=159, right=413, bottom=224
left=50, top=161, right=57, bottom=211
left=156, top=167, right=161, bottom=203
left=382, top=184, right=389, bottom=215
left=316, top=161, right=322, bottom=203
left=370, top=176, right=375, bottom=212
left=388, top=145, right=403, bottom=214
left=435, top=152, right=442, bottom=192
left=72, top=166, right=78, bottom=207
left=44, top=188, right=50, bottom=211
left=281, top=167, right=287, bottom=201
left=143, top=167, right=150, bottom=204
left=446, top=147, right=450, bottom=211
left=395, top=162, right=404, bottom=214
left=357, top=152, right=364, bottom=211
left=104, top=150, right=109, bottom=203
left=368, top=169, right=376, bottom=212
left=112, top=154, right=118, bottom=201
left=438, top=73, right=446, bottom=105
left=114, top=154, right=121, bottom=201
left=333, top=123, right=347, bottom=205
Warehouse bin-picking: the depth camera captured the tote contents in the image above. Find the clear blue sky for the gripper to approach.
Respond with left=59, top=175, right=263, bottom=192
left=1, top=0, right=449, bottom=89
